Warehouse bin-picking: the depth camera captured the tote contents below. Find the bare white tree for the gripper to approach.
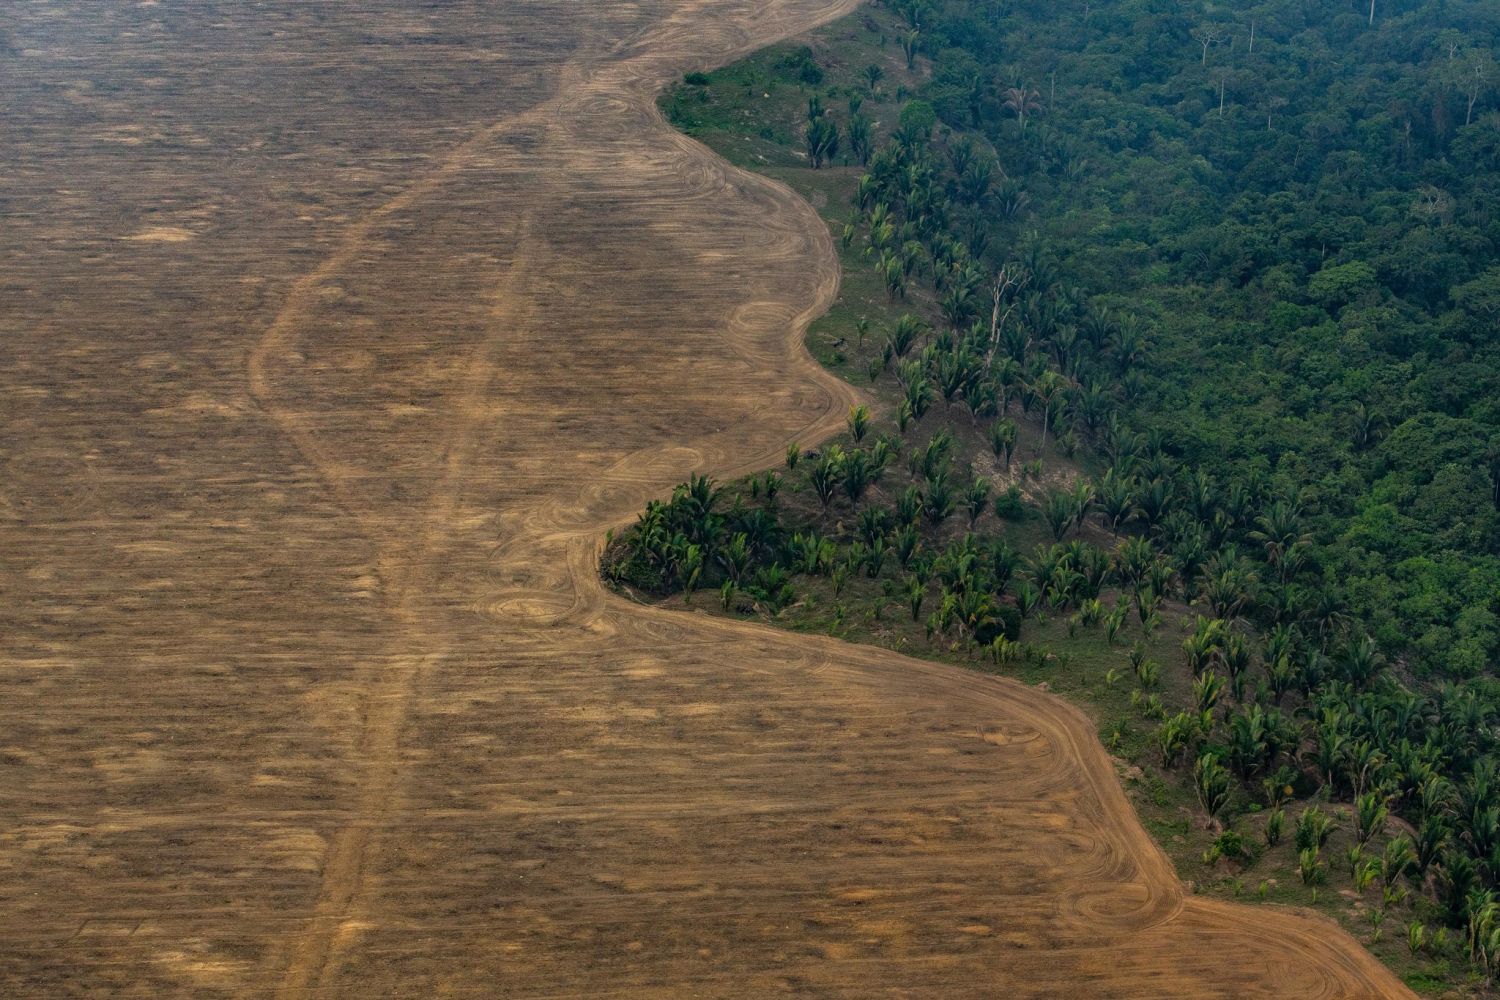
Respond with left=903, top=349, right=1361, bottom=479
left=1193, top=26, right=1228, bottom=66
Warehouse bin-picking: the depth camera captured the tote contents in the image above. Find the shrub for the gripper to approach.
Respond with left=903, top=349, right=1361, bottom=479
left=977, top=604, right=1022, bottom=645
left=993, top=485, right=1026, bottom=520
left=773, top=47, right=823, bottom=86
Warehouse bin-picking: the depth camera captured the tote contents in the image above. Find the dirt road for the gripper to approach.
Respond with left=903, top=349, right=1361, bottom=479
left=1, top=2, right=1413, bottom=996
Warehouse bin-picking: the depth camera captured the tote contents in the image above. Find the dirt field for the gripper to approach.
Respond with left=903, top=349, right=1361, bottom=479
left=0, top=2, right=1415, bottom=997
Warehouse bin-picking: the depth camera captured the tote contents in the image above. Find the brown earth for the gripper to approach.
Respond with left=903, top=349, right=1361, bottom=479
left=0, top=2, right=1415, bottom=997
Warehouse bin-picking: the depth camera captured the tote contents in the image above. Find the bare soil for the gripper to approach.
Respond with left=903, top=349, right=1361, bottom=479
left=0, top=2, right=1414, bottom=996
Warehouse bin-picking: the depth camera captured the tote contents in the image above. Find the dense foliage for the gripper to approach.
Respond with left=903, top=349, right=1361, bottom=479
left=641, top=0, right=1500, bottom=984
left=606, top=446, right=1025, bottom=646
left=901, top=0, right=1500, bottom=681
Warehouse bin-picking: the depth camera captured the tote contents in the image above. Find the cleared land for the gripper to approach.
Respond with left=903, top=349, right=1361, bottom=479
left=1, top=2, right=1413, bottom=996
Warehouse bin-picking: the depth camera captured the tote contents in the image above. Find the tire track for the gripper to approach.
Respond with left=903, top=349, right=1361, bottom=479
left=251, top=187, right=545, bottom=998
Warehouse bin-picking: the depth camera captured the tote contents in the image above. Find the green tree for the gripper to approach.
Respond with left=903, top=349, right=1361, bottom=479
left=806, top=115, right=841, bottom=169
left=1194, top=752, right=1233, bottom=826
left=901, top=30, right=921, bottom=71
left=989, top=418, right=1018, bottom=469
left=898, top=99, right=936, bottom=142
left=847, top=404, right=871, bottom=443
left=1307, top=260, right=1376, bottom=309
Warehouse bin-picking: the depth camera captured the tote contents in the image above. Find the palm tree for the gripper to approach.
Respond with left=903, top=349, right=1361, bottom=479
left=961, top=378, right=995, bottom=424
left=790, top=532, right=823, bottom=576
left=1181, top=468, right=1216, bottom=521
left=882, top=255, right=907, bottom=299
left=1000, top=321, right=1031, bottom=366
left=895, top=0, right=931, bottom=28
left=1069, top=481, right=1096, bottom=532
left=1295, top=807, right=1338, bottom=854
left=1049, top=324, right=1081, bottom=377
left=1172, top=525, right=1208, bottom=599
left=899, top=239, right=925, bottom=279
left=1074, top=377, right=1111, bottom=432
left=1003, top=85, right=1043, bottom=129
left=1221, top=630, right=1253, bottom=700
left=1341, top=635, right=1385, bottom=687
left=806, top=116, right=840, bottom=169
left=1298, top=848, right=1325, bottom=887
left=902, top=30, right=920, bottom=70
left=989, top=418, right=1018, bottom=470
left=940, top=285, right=975, bottom=330
left=809, top=452, right=841, bottom=510
left=867, top=201, right=893, bottom=243
left=935, top=349, right=977, bottom=409
left=870, top=436, right=896, bottom=478
left=1031, top=369, right=1068, bottom=455
left=1250, top=500, right=1311, bottom=582
left=1110, top=321, right=1146, bottom=371
left=674, top=473, right=722, bottom=528
left=848, top=114, right=873, bottom=166
left=964, top=477, right=992, bottom=527
left=1308, top=589, right=1350, bottom=639
left=842, top=450, right=873, bottom=507
left=954, top=589, right=997, bottom=642
left=1415, top=816, right=1449, bottom=880
left=906, top=575, right=925, bottom=620
left=1094, top=469, right=1135, bottom=531
left=887, top=314, right=925, bottom=359
left=679, top=542, right=704, bottom=602
left=1193, top=670, right=1225, bottom=716
left=855, top=508, right=889, bottom=549
left=893, top=524, right=921, bottom=570
left=1156, top=712, right=1194, bottom=766
left=1194, top=752, right=1233, bottom=827
left=1080, top=307, right=1116, bottom=351
left=993, top=357, right=1023, bottom=413
left=1226, top=706, right=1269, bottom=780
left=1183, top=616, right=1226, bottom=676
left=913, top=430, right=953, bottom=481
left=959, top=158, right=994, bottom=207
left=1356, top=791, right=1390, bottom=847
left=717, top=533, right=751, bottom=584
left=922, top=469, right=955, bottom=526
left=847, top=404, right=870, bottom=443
left=896, top=485, right=923, bottom=527
left=1265, top=654, right=1296, bottom=705
left=947, top=135, right=975, bottom=174
left=902, top=376, right=932, bottom=424
left=1345, top=739, right=1388, bottom=799
left=1042, top=489, right=1077, bottom=541
left=1133, top=477, right=1173, bottom=533
left=1112, top=536, right=1155, bottom=591
left=1204, top=570, right=1252, bottom=620
left=1352, top=402, right=1385, bottom=450
left=863, top=63, right=884, bottom=94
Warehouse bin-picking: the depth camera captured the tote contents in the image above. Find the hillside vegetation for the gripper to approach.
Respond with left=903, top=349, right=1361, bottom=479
left=616, top=0, right=1500, bottom=993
